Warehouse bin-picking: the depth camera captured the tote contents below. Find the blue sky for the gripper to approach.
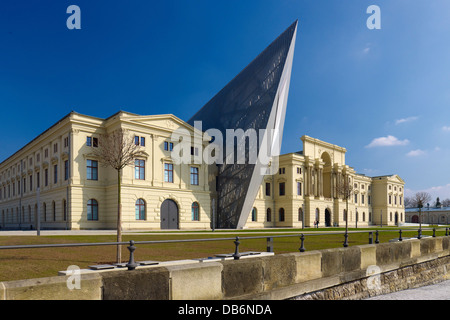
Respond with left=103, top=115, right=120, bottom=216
left=1, top=1, right=450, bottom=201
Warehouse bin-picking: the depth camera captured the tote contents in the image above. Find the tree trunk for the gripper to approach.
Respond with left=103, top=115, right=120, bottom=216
left=117, top=169, right=122, bottom=263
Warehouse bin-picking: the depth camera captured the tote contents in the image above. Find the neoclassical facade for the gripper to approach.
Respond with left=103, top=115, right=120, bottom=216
left=0, top=111, right=214, bottom=230
left=247, top=136, right=405, bottom=228
left=0, top=112, right=405, bottom=230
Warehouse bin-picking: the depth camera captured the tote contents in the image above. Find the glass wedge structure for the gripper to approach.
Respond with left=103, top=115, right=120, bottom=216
left=188, top=21, right=298, bottom=229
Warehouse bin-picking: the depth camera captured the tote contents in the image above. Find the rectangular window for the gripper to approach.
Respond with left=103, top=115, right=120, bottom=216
left=140, top=137, right=145, bottom=147
left=134, top=136, right=140, bottom=145
left=64, top=160, right=69, bottom=181
left=53, top=143, right=58, bottom=154
left=135, top=159, right=145, bottom=180
left=37, top=172, right=40, bottom=189
left=297, top=182, right=302, bottom=196
left=190, top=147, right=199, bottom=156
left=361, top=194, right=365, bottom=204
left=86, top=136, right=92, bottom=146
left=53, top=165, right=58, bottom=184
left=190, top=167, right=199, bottom=185
left=355, top=194, right=358, bottom=204
left=29, top=175, right=33, bottom=191
left=164, top=141, right=173, bottom=151
left=164, top=163, right=173, bottom=183
left=279, top=182, right=285, bottom=196
left=93, top=137, right=98, bottom=148
left=45, top=169, right=48, bottom=187
left=87, top=160, right=98, bottom=180
left=265, top=182, right=271, bottom=196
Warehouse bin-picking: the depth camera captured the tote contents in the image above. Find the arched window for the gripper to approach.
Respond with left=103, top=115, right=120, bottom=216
left=191, top=202, right=200, bottom=221
left=87, top=199, right=98, bottom=221
left=279, top=208, right=285, bottom=222
left=52, top=201, right=56, bottom=221
left=251, top=207, right=257, bottom=222
left=135, top=199, right=146, bottom=220
left=266, top=208, right=272, bottom=222
left=298, top=208, right=303, bottom=222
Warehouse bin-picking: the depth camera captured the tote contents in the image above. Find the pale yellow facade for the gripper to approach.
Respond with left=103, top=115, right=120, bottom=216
left=0, top=112, right=404, bottom=230
left=0, top=111, right=214, bottom=230
left=245, top=135, right=405, bottom=228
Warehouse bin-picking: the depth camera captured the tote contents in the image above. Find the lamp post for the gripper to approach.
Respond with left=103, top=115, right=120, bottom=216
left=418, top=200, right=423, bottom=239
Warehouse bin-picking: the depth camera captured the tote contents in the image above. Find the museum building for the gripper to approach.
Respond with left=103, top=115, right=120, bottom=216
left=0, top=110, right=405, bottom=230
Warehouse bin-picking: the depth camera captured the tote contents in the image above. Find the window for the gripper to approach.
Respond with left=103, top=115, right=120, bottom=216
left=87, top=199, right=98, bottom=221
left=297, top=167, right=301, bottom=174
left=279, top=182, right=285, bottom=196
left=141, top=137, right=145, bottom=147
left=53, top=165, right=58, bottom=184
left=135, top=199, right=146, bottom=220
left=164, top=141, right=173, bottom=151
left=266, top=208, right=272, bottom=222
left=191, top=202, right=200, bottom=221
left=265, top=183, right=271, bottom=196
left=133, top=135, right=146, bottom=146
left=164, top=163, right=173, bottom=182
left=64, top=137, right=69, bottom=148
left=64, top=160, right=69, bottom=181
left=354, top=194, right=358, bottom=203
left=53, top=143, right=58, bottom=154
left=87, top=136, right=98, bottom=147
left=190, top=147, right=199, bottom=156
left=190, top=167, right=199, bottom=185
left=251, top=207, right=257, bottom=222
left=298, top=208, right=303, bottom=222
left=297, top=182, right=302, bottom=196
left=135, top=159, right=145, bottom=180
left=29, top=175, right=33, bottom=191
left=36, top=172, right=40, bottom=189
left=87, top=160, right=98, bottom=180
left=389, top=195, right=392, bottom=205
left=361, top=194, right=365, bottom=204
left=44, top=169, right=48, bottom=186
left=279, top=168, right=285, bottom=174
left=44, top=149, right=49, bottom=158
left=279, top=208, right=285, bottom=222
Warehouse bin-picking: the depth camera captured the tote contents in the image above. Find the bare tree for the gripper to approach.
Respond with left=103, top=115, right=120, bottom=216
left=412, top=192, right=432, bottom=208
left=442, top=198, right=450, bottom=207
left=92, top=128, right=142, bottom=263
left=404, top=196, right=414, bottom=208
left=335, top=174, right=353, bottom=247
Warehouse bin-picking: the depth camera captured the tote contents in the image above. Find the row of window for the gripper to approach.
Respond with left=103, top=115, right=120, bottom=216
left=250, top=207, right=403, bottom=223
left=86, top=159, right=200, bottom=185
left=0, top=162, right=69, bottom=201
left=86, top=199, right=201, bottom=221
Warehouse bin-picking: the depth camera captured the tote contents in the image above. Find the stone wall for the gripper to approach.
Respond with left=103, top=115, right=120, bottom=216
left=1, top=237, right=449, bottom=300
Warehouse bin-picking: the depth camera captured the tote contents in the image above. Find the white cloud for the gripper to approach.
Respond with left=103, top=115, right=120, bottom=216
left=405, top=184, right=450, bottom=201
left=442, top=126, right=450, bottom=132
left=365, top=135, right=410, bottom=148
left=406, top=149, right=426, bottom=157
left=395, top=116, right=418, bottom=125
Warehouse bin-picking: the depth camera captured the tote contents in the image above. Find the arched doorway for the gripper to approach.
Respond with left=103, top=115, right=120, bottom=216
left=411, top=215, right=419, bottom=223
left=395, top=212, right=399, bottom=225
left=325, top=208, right=331, bottom=227
left=161, top=199, right=179, bottom=229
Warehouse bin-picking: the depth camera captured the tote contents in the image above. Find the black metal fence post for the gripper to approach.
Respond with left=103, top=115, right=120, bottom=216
left=433, top=228, right=436, bottom=237
left=343, top=233, right=349, bottom=247
left=299, top=234, right=305, bottom=252
left=233, top=236, right=241, bottom=260
left=266, top=237, right=273, bottom=253
left=126, top=240, right=138, bottom=271
left=398, top=229, right=402, bottom=242
left=375, top=230, right=379, bottom=244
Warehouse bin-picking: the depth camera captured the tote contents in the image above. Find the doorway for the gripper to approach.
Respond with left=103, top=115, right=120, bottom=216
left=325, top=208, right=331, bottom=227
left=160, top=199, right=179, bottom=229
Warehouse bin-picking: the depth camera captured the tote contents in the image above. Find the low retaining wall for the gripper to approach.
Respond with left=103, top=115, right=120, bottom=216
left=1, top=237, right=449, bottom=300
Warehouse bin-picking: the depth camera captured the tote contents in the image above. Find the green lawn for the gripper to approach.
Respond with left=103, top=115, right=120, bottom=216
left=0, top=227, right=447, bottom=282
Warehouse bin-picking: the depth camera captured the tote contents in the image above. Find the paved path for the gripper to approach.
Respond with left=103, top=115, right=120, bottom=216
left=366, top=279, right=450, bottom=300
